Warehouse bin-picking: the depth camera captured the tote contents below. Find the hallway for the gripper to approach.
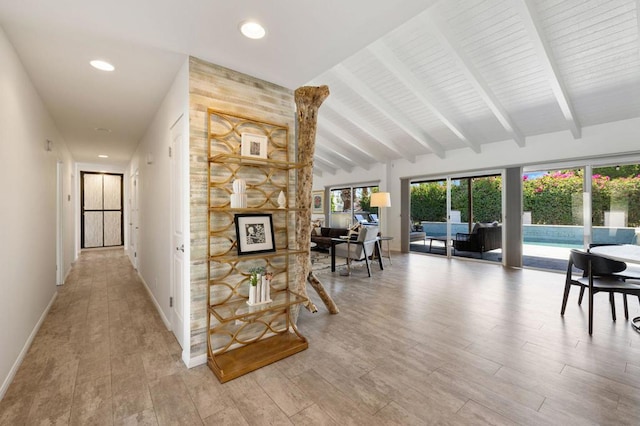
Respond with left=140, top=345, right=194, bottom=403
left=0, top=249, right=203, bottom=425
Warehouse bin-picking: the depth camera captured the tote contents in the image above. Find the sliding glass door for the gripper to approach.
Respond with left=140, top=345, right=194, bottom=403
left=591, top=164, right=640, bottom=246
left=521, top=168, right=584, bottom=270
left=410, top=174, right=502, bottom=263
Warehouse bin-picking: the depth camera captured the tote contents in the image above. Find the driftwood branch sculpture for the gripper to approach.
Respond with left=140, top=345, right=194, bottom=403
left=294, top=85, right=339, bottom=314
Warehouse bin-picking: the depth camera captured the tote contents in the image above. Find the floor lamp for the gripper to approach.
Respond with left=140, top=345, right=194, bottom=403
left=371, top=192, right=391, bottom=237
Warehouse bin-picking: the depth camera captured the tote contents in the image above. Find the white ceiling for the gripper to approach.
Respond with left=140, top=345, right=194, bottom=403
left=1, top=0, right=639, bottom=170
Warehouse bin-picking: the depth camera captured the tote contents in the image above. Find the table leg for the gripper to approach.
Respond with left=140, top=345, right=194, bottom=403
left=330, top=241, right=336, bottom=272
left=376, top=240, right=384, bottom=271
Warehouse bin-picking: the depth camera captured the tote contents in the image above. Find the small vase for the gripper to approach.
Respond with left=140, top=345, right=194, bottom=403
left=277, top=191, right=286, bottom=209
left=255, top=274, right=262, bottom=303
left=261, top=276, right=269, bottom=302
left=265, top=278, right=271, bottom=302
left=249, top=285, right=257, bottom=304
left=233, top=179, right=246, bottom=194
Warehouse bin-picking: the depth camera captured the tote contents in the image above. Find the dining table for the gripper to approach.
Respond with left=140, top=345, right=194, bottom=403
left=590, top=244, right=640, bottom=332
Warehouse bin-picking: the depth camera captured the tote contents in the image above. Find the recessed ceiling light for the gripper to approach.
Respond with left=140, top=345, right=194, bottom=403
left=94, top=127, right=112, bottom=133
left=239, top=21, right=266, bottom=39
left=98, top=154, right=109, bottom=158
left=90, top=60, right=115, bottom=71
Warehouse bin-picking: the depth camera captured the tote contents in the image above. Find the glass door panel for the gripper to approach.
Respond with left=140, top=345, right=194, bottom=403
left=591, top=164, right=640, bottom=246
left=410, top=179, right=447, bottom=255
left=451, top=175, right=502, bottom=263
left=522, top=168, right=584, bottom=270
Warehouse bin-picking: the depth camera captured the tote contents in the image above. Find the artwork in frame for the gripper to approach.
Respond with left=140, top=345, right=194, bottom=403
left=240, top=132, right=268, bottom=159
left=234, top=213, right=276, bottom=255
left=312, top=190, right=324, bottom=214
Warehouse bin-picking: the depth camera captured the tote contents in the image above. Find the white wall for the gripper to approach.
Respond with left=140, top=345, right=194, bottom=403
left=127, top=59, right=189, bottom=353
left=314, top=118, right=640, bottom=250
left=0, top=26, right=75, bottom=397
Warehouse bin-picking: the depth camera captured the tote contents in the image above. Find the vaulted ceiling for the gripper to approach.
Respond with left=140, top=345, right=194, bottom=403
left=1, top=0, right=638, bottom=172
left=309, top=0, right=640, bottom=175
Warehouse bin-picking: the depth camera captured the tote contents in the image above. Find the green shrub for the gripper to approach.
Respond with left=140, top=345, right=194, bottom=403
left=411, top=171, right=640, bottom=227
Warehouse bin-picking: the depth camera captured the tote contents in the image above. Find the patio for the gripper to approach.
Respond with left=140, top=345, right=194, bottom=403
left=410, top=241, right=576, bottom=272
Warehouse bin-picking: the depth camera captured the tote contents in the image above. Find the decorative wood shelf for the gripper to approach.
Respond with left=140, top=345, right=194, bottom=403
left=206, top=107, right=308, bottom=383
left=207, top=332, right=308, bottom=384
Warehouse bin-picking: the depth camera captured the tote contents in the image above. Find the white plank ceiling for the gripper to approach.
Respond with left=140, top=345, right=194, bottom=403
left=309, top=0, right=640, bottom=175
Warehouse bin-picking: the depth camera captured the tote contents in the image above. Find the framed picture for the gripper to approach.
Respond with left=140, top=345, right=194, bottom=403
left=240, top=132, right=268, bottom=159
left=312, top=190, right=324, bottom=214
left=234, top=213, right=276, bottom=255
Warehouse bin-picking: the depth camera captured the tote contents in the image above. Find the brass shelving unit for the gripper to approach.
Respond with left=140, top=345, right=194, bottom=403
left=206, top=108, right=308, bottom=383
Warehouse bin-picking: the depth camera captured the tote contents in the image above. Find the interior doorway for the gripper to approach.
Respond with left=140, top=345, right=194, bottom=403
left=81, top=172, right=124, bottom=248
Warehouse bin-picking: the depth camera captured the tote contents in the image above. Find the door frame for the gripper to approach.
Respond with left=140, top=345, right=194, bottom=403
left=56, top=161, right=64, bottom=285
left=80, top=171, right=124, bottom=248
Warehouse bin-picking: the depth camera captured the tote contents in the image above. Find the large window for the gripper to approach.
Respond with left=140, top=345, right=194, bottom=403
left=329, top=184, right=379, bottom=228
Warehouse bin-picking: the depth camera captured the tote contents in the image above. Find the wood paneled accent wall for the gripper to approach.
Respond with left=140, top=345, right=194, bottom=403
left=188, top=56, right=296, bottom=357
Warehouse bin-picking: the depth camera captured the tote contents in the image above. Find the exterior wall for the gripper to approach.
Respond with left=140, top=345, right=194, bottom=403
left=188, top=57, right=295, bottom=362
left=0, top=25, right=74, bottom=397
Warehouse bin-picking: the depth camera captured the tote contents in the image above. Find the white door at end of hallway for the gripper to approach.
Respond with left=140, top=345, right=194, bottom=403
left=170, top=118, right=185, bottom=349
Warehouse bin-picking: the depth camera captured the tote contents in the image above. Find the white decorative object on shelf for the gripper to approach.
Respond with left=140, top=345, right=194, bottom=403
left=246, top=272, right=273, bottom=306
left=278, top=190, right=286, bottom=209
left=249, top=284, right=257, bottom=305
left=233, top=179, right=246, bottom=194
left=264, top=272, right=273, bottom=302
left=230, top=178, right=247, bottom=208
left=261, top=275, right=268, bottom=301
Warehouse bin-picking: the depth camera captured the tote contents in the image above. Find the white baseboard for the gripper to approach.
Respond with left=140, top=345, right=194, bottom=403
left=0, top=292, right=57, bottom=399
left=136, top=271, right=171, bottom=330
left=188, top=353, right=207, bottom=368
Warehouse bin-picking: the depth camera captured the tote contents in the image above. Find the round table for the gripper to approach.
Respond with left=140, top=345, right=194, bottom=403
left=590, top=244, right=640, bottom=332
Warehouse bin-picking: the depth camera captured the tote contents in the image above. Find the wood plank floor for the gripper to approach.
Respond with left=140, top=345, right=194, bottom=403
left=2, top=248, right=640, bottom=425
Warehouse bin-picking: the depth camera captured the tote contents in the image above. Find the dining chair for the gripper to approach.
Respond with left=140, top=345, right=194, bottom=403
left=588, top=243, right=640, bottom=316
left=562, top=249, right=640, bottom=334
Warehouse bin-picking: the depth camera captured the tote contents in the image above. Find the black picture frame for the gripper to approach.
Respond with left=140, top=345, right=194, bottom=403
left=234, top=213, right=276, bottom=255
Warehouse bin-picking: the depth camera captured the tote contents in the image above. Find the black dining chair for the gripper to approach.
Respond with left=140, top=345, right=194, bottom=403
left=561, top=249, right=640, bottom=334
left=588, top=243, right=640, bottom=317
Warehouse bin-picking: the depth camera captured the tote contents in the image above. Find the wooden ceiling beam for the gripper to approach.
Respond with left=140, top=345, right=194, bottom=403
left=368, top=41, right=481, bottom=153
left=314, top=146, right=355, bottom=172
left=312, top=156, right=338, bottom=175
left=425, top=13, right=526, bottom=147
left=316, top=135, right=372, bottom=170
left=332, top=64, right=445, bottom=159
left=515, top=0, right=581, bottom=139
left=322, top=100, right=413, bottom=162
left=319, top=115, right=394, bottom=163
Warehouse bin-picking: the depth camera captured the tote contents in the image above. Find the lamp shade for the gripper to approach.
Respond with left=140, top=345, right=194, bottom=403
left=371, top=192, right=391, bottom=208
